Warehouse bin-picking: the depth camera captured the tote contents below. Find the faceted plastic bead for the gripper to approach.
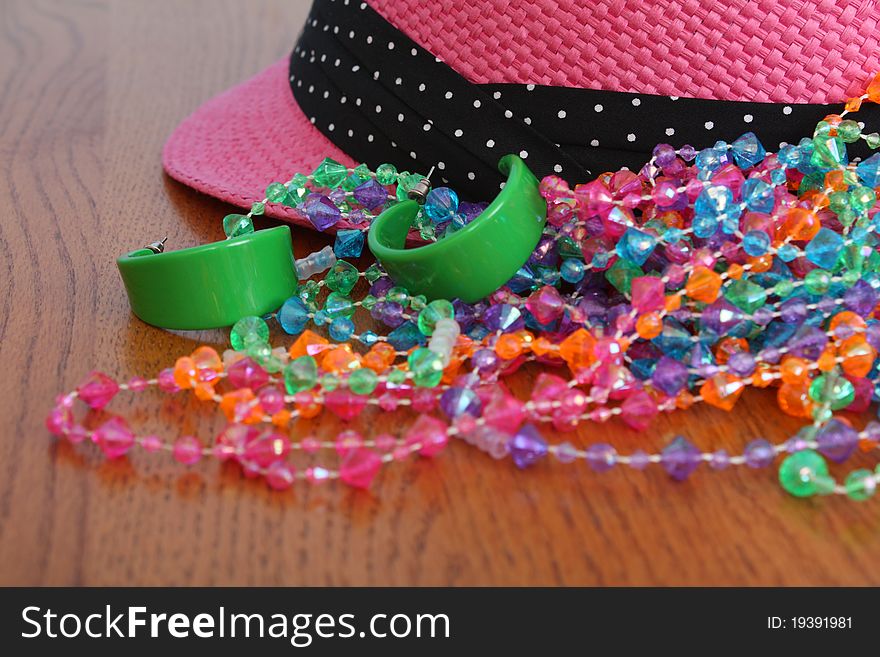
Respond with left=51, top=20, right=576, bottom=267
left=483, top=393, right=525, bottom=434
left=616, top=228, right=656, bottom=265
left=417, top=299, right=455, bottom=336
left=700, top=374, right=743, bottom=411
left=265, top=182, right=288, bottom=202
left=815, top=418, right=858, bottom=462
left=730, top=132, right=766, bottom=168
left=630, top=276, right=665, bottom=313
left=322, top=346, right=360, bottom=374
left=283, top=356, right=318, bottom=394
left=651, top=356, right=689, bottom=396
left=868, top=72, right=880, bottom=102
left=303, top=194, right=342, bottom=231
left=324, top=292, right=355, bottom=319
left=324, top=388, right=367, bottom=421
left=844, top=469, right=876, bottom=501
left=744, top=438, right=775, bottom=468
left=808, top=374, right=855, bottom=410
left=855, top=153, right=880, bottom=187
left=325, top=260, right=359, bottom=295
left=312, top=157, right=348, bottom=188
left=265, top=461, right=296, bottom=490
left=230, top=316, right=269, bottom=351
left=661, top=436, right=702, bottom=481
left=340, top=448, right=382, bottom=488
left=804, top=227, right=844, bottom=269
left=328, top=317, right=355, bottom=342
left=724, top=279, right=765, bottom=313
left=585, top=443, right=617, bottom=472
left=173, top=435, right=202, bottom=465
left=94, top=416, right=135, bottom=459
left=278, top=296, right=311, bottom=335
left=778, top=449, right=829, bottom=497
left=558, top=328, right=596, bottom=372
left=685, top=266, right=722, bottom=303
left=620, top=390, right=658, bottom=430
left=222, top=213, right=254, bottom=238
left=352, top=179, right=388, bottom=210
left=348, top=367, right=378, bottom=395
left=424, top=187, right=459, bottom=224
left=508, top=424, right=548, bottom=469
left=408, top=347, right=444, bottom=387
left=77, top=371, right=120, bottom=410
left=404, top=414, right=448, bottom=457
left=333, top=229, right=365, bottom=258
left=375, top=163, right=398, bottom=185
left=388, top=321, right=425, bottom=350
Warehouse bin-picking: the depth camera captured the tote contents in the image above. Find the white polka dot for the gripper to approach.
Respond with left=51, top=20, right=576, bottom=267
left=858, top=121, right=865, bottom=129
left=594, top=104, right=603, bottom=112
left=334, top=58, right=340, bottom=67
left=387, top=41, right=395, bottom=50
left=423, top=123, right=431, bottom=131
left=296, top=80, right=302, bottom=87
left=743, top=114, right=753, bottom=123
left=347, top=129, right=353, bottom=137
left=445, top=91, right=453, bottom=99
left=631, top=98, right=641, bottom=106
left=320, top=54, right=327, bottom=61
left=523, top=117, right=532, bottom=125
left=504, top=110, right=513, bottom=118
left=526, top=84, right=535, bottom=91
left=360, top=2, right=366, bottom=7
left=366, top=35, right=373, bottom=44
left=323, top=90, right=329, bottom=99
left=397, top=113, right=404, bottom=122
left=670, top=96, right=679, bottom=101
left=328, top=123, right=335, bottom=131
left=665, top=127, right=675, bottom=136
left=783, top=106, right=792, bottom=115
left=418, top=83, right=426, bottom=92
left=367, top=134, right=374, bottom=142
left=375, top=105, right=382, bottom=113
left=519, top=149, right=528, bottom=158
left=553, top=164, right=563, bottom=173
left=590, top=139, right=599, bottom=147
left=410, top=151, right=416, bottom=159
left=310, top=117, right=316, bottom=124
left=308, top=85, right=314, bottom=93
left=454, top=129, right=463, bottom=137
left=355, top=98, right=362, bottom=106
left=486, top=139, right=495, bottom=148
left=493, top=91, right=502, bottom=99
left=558, top=109, right=567, bottom=118
left=704, top=121, right=714, bottom=129
left=333, top=26, right=339, bottom=34
left=473, top=99, right=481, bottom=108
left=411, top=48, right=417, bottom=56
left=348, top=30, right=355, bottom=39
left=437, top=161, right=446, bottom=170
left=351, top=65, right=360, bottom=72
left=467, top=172, right=475, bottom=180
left=394, top=77, right=402, bottom=85
left=372, top=71, right=380, bottom=80
left=627, top=133, right=636, bottom=142
left=391, top=141, right=397, bottom=148
left=340, top=96, right=347, bottom=104
left=290, top=74, right=295, bottom=81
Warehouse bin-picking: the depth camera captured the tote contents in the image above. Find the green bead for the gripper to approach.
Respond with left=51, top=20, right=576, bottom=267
left=285, top=174, right=310, bottom=206
left=850, top=186, right=876, bottom=213
left=364, top=263, right=383, bottom=283
left=557, top=236, right=582, bottom=260
left=810, top=135, right=847, bottom=168
left=810, top=405, right=833, bottom=423
left=772, top=278, right=794, bottom=298
left=375, top=163, right=398, bottom=185
left=265, top=182, right=288, bottom=202
left=230, top=316, right=269, bottom=350
left=324, top=292, right=355, bottom=318
left=283, top=355, right=317, bottom=393
left=223, top=213, right=254, bottom=238
left=417, top=299, right=454, bottom=335
left=262, top=354, right=284, bottom=374
left=419, top=224, right=436, bottom=241
left=808, top=373, right=855, bottom=409
left=396, top=173, right=424, bottom=201
left=865, top=132, right=880, bottom=149
left=361, top=294, right=378, bottom=310
left=341, top=172, right=365, bottom=191
left=829, top=190, right=850, bottom=213
left=250, top=202, right=265, bottom=215
left=778, top=449, right=829, bottom=498
left=312, top=157, right=348, bottom=188
left=387, top=368, right=407, bottom=385
left=841, top=269, right=860, bottom=287
left=348, top=367, right=378, bottom=395
left=836, top=207, right=857, bottom=227
left=804, top=269, right=831, bottom=294
left=321, top=373, right=339, bottom=391
left=407, top=347, right=443, bottom=387
left=246, top=341, right=273, bottom=366
left=837, top=119, right=862, bottom=143
left=724, top=279, right=766, bottom=313
left=353, top=163, right=371, bottom=179
left=844, top=469, right=876, bottom=501
left=386, top=286, right=409, bottom=305
left=409, top=294, right=427, bottom=311
left=325, top=260, right=359, bottom=295
left=605, top=258, right=642, bottom=295
left=296, top=280, right=320, bottom=310
left=813, top=120, right=832, bottom=138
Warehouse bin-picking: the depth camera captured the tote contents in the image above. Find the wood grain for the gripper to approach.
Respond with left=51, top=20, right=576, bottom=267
left=1, top=0, right=879, bottom=586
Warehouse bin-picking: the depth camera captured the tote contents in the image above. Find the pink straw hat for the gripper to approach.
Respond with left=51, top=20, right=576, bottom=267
left=163, top=0, right=880, bottom=232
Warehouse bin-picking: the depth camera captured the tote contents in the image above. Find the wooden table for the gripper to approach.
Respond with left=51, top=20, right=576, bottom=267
left=2, top=0, right=878, bottom=586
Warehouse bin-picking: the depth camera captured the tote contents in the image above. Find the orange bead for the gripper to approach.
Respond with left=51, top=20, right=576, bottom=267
left=684, top=266, right=722, bottom=303
left=191, top=346, right=223, bottom=372
left=829, top=310, right=866, bottom=335
left=664, top=294, right=682, bottom=312
left=751, top=363, right=775, bottom=388
left=746, top=254, right=774, bottom=273
left=532, top=336, right=560, bottom=358
left=558, top=328, right=597, bottom=372
left=824, top=169, right=847, bottom=192
left=726, top=263, right=744, bottom=280
left=172, top=356, right=197, bottom=389
left=219, top=389, right=261, bottom=423
left=193, top=382, right=216, bottom=401
left=715, top=338, right=747, bottom=365
left=272, top=409, right=292, bottom=428
left=844, top=96, right=863, bottom=113
left=867, top=71, right=880, bottom=103
left=801, top=190, right=830, bottom=209
left=636, top=312, right=663, bottom=339
left=817, top=346, right=837, bottom=372
left=777, top=382, right=813, bottom=419
left=675, top=390, right=695, bottom=410
left=699, top=374, right=743, bottom=411
left=294, top=390, right=322, bottom=419
left=288, top=330, right=330, bottom=365
left=839, top=335, right=876, bottom=377
left=823, top=113, right=843, bottom=126
left=495, top=333, right=524, bottom=360
left=783, top=207, right=820, bottom=241
left=322, top=345, right=360, bottom=374
left=362, top=342, right=397, bottom=373
left=780, top=356, right=809, bottom=384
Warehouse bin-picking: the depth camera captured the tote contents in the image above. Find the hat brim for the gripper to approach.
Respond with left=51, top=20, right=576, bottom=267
left=162, top=58, right=360, bottom=232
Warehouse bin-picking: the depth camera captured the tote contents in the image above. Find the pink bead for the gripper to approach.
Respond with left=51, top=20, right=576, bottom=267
left=404, top=414, right=448, bottom=458
left=305, top=466, right=330, bottom=485
left=374, top=433, right=397, bottom=452
left=243, top=431, right=290, bottom=468
left=324, top=388, right=367, bottom=421
left=214, top=424, right=255, bottom=461
left=227, top=357, right=268, bottom=390
left=140, top=434, right=162, bottom=452
left=257, top=386, right=285, bottom=414
left=335, top=429, right=363, bottom=456
left=301, top=436, right=321, bottom=453
left=525, top=285, right=565, bottom=324
left=77, top=371, right=120, bottom=410
left=45, top=406, right=73, bottom=436
left=157, top=368, right=180, bottom=393
left=265, top=461, right=295, bottom=490
left=392, top=446, right=411, bottom=461
left=339, top=448, right=382, bottom=489
left=93, top=417, right=135, bottom=459
left=630, top=276, right=665, bottom=313
left=483, top=393, right=525, bottom=434
left=173, top=435, right=202, bottom=465
left=620, top=390, right=658, bottom=431
left=127, top=376, right=149, bottom=392
left=378, top=392, right=398, bottom=411
left=452, top=413, right=477, bottom=436
left=411, top=388, right=436, bottom=413
left=590, top=407, right=612, bottom=423
left=67, top=425, right=89, bottom=444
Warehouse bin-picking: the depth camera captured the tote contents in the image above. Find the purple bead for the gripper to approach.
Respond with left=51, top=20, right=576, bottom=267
left=370, top=277, right=393, bottom=297
left=528, top=235, right=560, bottom=267
left=371, top=301, right=405, bottom=328
left=453, top=299, right=477, bottom=329
left=483, top=304, right=524, bottom=332
left=628, top=449, right=650, bottom=470
left=752, top=306, right=774, bottom=326
left=727, top=351, right=756, bottom=376
left=758, top=346, right=781, bottom=364
left=439, top=387, right=481, bottom=418
left=472, top=348, right=500, bottom=373
left=815, top=419, right=858, bottom=463
left=508, top=424, right=548, bottom=469
left=696, top=363, right=720, bottom=378
left=661, top=436, right=702, bottom=481
left=303, top=193, right=342, bottom=231
left=652, top=143, right=678, bottom=167
left=779, top=297, right=807, bottom=324
left=787, top=325, right=828, bottom=360
left=701, top=299, right=744, bottom=334
left=743, top=438, right=775, bottom=468
left=864, top=421, right=880, bottom=442
left=651, top=356, right=689, bottom=397
left=815, top=296, right=837, bottom=314
left=554, top=442, right=578, bottom=463
left=459, top=201, right=487, bottom=222
left=865, top=322, right=880, bottom=350
left=708, top=449, right=730, bottom=470
left=352, top=179, right=388, bottom=210
left=585, top=443, right=617, bottom=472
left=785, top=436, right=810, bottom=453
left=679, top=144, right=697, bottom=161
left=843, top=279, right=878, bottom=317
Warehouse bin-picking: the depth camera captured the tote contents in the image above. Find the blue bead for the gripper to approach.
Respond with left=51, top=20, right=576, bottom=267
left=424, top=187, right=459, bottom=224
left=730, top=132, right=767, bottom=168
left=664, top=227, right=684, bottom=244
left=804, top=227, right=844, bottom=269
left=695, top=185, right=734, bottom=218
left=278, top=296, right=311, bottom=335
left=777, top=243, right=799, bottom=262
left=692, top=214, right=719, bottom=239
left=328, top=317, right=355, bottom=341
left=742, top=178, right=775, bottom=213
left=856, top=153, right=880, bottom=188
left=358, top=330, right=378, bottom=345
left=778, top=144, right=800, bottom=167
left=616, top=228, right=656, bottom=265
left=333, top=229, right=365, bottom=258
left=560, top=258, right=585, bottom=283
left=387, top=321, right=426, bottom=350
left=770, top=167, right=787, bottom=184
left=743, top=230, right=770, bottom=256
left=312, top=309, right=329, bottom=326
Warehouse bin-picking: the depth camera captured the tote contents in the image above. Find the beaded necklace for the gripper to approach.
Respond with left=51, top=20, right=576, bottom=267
left=48, top=72, right=880, bottom=501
